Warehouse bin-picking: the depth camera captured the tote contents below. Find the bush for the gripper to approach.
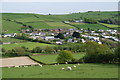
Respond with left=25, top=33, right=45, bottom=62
left=44, top=46, right=55, bottom=54
left=55, top=33, right=65, bottom=39
left=4, top=47, right=29, bottom=57
left=56, top=50, right=74, bottom=63
left=81, top=41, right=114, bottom=63
left=31, top=47, right=43, bottom=53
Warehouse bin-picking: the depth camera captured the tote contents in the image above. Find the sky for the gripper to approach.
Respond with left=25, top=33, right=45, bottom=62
left=1, top=0, right=119, bottom=2
left=1, top=2, right=119, bottom=14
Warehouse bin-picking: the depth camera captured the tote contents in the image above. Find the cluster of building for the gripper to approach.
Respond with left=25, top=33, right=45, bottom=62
left=1, top=28, right=119, bottom=45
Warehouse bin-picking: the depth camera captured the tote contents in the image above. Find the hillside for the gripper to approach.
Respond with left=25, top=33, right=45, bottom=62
left=1, top=11, right=119, bottom=33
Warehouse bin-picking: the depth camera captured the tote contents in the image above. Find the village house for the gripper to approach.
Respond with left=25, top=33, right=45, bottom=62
left=56, top=41, right=63, bottom=45
left=44, top=36, right=55, bottom=40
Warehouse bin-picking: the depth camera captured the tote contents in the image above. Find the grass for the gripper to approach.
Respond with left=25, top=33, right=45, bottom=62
left=24, top=21, right=75, bottom=29
left=2, top=42, right=54, bottom=50
left=45, top=22, right=74, bottom=29
left=2, top=20, right=22, bottom=33
left=70, top=23, right=109, bottom=30
left=24, top=21, right=51, bottom=29
left=1, top=37, right=24, bottom=42
left=2, top=64, right=119, bottom=78
left=99, top=23, right=119, bottom=28
left=2, top=11, right=118, bottom=33
left=30, top=53, right=85, bottom=64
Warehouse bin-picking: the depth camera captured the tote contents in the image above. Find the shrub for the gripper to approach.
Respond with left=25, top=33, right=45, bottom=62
left=82, top=41, right=113, bottom=63
left=44, top=46, right=55, bottom=54
left=31, top=47, right=42, bottom=53
left=4, top=47, right=29, bottom=57
left=56, top=50, right=74, bottom=63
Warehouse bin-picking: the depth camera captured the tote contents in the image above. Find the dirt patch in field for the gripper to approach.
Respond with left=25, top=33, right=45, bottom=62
left=0, top=56, right=40, bottom=67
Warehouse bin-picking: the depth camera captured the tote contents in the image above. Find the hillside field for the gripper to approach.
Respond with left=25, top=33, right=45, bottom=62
left=70, top=23, right=109, bottom=30
left=24, top=21, right=74, bottom=29
left=99, top=23, right=119, bottom=28
left=1, top=37, right=24, bottom=42
left=2, top=42, right=54, bottom=50
left=2, top=11, right=119, bottom=33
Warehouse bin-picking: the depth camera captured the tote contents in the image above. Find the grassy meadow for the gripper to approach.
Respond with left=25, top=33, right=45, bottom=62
left=2, top=20, right=22, bottom=33
left=25, top=21, right=74, bottom=29
left=30, top=53, right=85, bottom=64
left=70, top=23, right=109, bottom=30
left=1, top=37, right=24, bottom=42
left=99, top=23, right=119, bottom=28
left=2, top=11, right=119, bottom=33
left=2, top=64, right=119, bottom=78
left=2, top=42, right=54, bottom=50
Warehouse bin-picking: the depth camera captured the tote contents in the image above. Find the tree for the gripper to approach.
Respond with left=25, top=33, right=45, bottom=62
left=14, top=47, right=29, bottom=56
left=72, top=32, right=80, bottom=38
left=55, top=33, right=65, bottom=39
left=56, top=50, right=74, bottom=63
left=44, top=46, right=55, bottom=54
left=2, top=48, right=6, bottom=53
left=114, top=43, right=120, bottom=63
left=31, top=47, right=42, bottom=53
left=82, top=41, right=112, bottom=63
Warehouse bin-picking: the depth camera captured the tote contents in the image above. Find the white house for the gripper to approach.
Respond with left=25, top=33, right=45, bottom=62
left=3, top=34, right=12, bottom=37
left=81, top=39, right=86, bottom=43
left=56, top=41, right=62, bottom=45
left=44, top=36, right=55, bottom=40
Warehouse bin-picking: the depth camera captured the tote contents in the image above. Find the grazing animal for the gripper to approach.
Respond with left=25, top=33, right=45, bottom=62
left=73, top=65, right=76, bottom=68
left=65, top=62, right=68, bottom=64
left=39, top=64, right=42, bottom=67
left=57, top=63, right=59, bottom=65
left=61, top=67, right=65, bottom=70
left=8, top=67, right=11, bottom=68
left=77, top=63, right=80, bottom=65
left=15, top=66, right=19, bottom=68
left=67, top=66, right=72, bottom=70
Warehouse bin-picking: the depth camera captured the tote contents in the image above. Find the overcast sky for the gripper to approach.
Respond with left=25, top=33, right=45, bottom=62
left=1, top=0, right=119, bottom=2
left=1, top=2, right=118, bottom=14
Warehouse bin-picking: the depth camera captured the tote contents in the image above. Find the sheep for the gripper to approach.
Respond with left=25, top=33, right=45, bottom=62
left=24, top=66, right=28, bottom=67
left=73, top=65, right=76, bottom=68
left=39, top=64, right=42, bottom=67
left=67, top=66, right=72, bottom=70
left=61, top=67, right=65, bottom=70
left=8, top=67, right=11, bottom=68
left=77, top=63, right=80, bottom=65
left=57, top=63, right=59, bottom=65
left=15, top=66, right=19, bottom=68
left=65, top=62, right=68, bottom=64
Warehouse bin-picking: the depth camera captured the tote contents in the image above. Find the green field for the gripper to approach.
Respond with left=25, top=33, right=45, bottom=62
left=30, top=53, right=85, bottom=64
left=2, top=64, right=119, bottom=78
left=24, top=21, right=74, bottom=29
left=1, top=37, right=24, bottom=42
left=2, top=20, right=22, bottom=33
left=99, top=23, right=119, bottom=28
left=70, top=23, right=109, bottom=30
left=2, top=42, right=54, bottom=50
left=2, top=11, right=119, bottom=33
left=24, top=21, right=51, bottom=29
left=45, top=22, right=75, bottom=29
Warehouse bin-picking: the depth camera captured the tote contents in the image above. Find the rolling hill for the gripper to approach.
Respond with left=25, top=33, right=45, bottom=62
left=1, top=11, right=119, bottom=33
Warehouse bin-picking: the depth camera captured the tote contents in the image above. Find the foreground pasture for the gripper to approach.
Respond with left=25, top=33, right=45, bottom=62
left=2, top=64, right=118, bottom=78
